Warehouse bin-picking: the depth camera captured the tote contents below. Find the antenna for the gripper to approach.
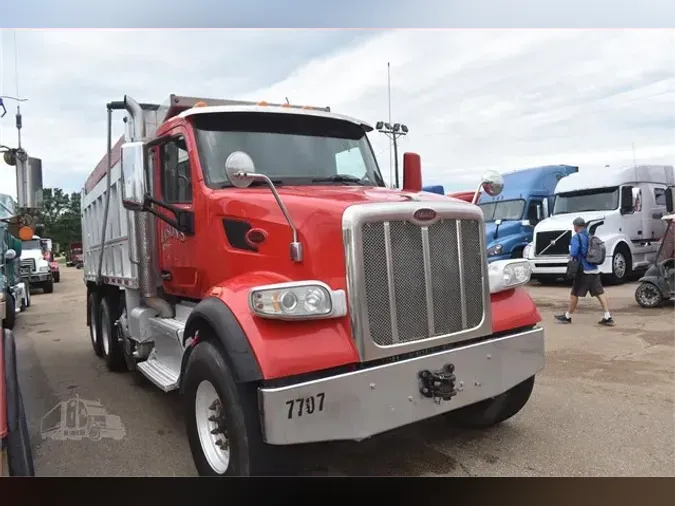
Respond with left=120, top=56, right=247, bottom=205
left=387, top=62, right=393, bottom=186
left=285, top=97, right=290, bottom=104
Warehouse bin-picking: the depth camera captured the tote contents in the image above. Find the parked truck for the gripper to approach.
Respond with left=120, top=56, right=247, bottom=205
left=20, top=235, right=54, bottom=293
left=1, top=194, right=31, bottom=329
left=525, top=164, right=675, bottom=284
left=82, top=94, right=545, bottom=476
left=478, top=165, right=578, bottom=262
left=66, top=241, right=83, bottom=268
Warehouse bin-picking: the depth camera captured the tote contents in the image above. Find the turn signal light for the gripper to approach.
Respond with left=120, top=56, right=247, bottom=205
left=257, top=101, right=269, bottom=106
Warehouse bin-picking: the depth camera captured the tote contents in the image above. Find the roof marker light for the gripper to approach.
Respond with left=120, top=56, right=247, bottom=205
left=193, top=101, right=207, bottom=107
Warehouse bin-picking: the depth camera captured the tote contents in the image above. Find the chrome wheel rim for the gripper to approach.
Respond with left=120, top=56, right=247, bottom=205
left=90, top=303, right=98, bottom=348
left=195, top=380, right=230, bottom=474
left=613, top=252, right=626, bottom=279
left=638, top=284, right=660, bottom=307
left=101, top=308, right=110, bottom=356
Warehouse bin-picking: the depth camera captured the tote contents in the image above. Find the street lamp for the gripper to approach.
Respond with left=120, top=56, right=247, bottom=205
left=375, top=120, right=408, bottom=188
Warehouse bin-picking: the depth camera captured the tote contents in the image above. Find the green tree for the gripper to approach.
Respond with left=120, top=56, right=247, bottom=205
left=40, top=188, right=82, bottom=249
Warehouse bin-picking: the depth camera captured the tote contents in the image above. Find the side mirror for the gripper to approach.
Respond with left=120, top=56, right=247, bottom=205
left=481, top=170, right=504, bottom=197
left=4, top=249, right=17, bottom=261
left=121, top=141, right=149, bottom=211
left=620, top=186, right=634, bottom=214
left=225, top=151, right=257, bottom=188
left=536, top=204, right=543, bottom=221
left=666, top=186, right=674, bottom=213
left=542, top=198, right=550, bottom=218
left=402, top=152, right=422, bottom=192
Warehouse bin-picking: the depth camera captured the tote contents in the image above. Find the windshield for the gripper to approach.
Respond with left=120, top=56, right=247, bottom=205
left=22, top=239, right=41, bottom=250
left=0, top=193, right=16, bottom=219
left=553, top=187, right=619, bottom=215
left=192, top=112, right=385, bottom=188
left=479, top=199, right=526, bottom=222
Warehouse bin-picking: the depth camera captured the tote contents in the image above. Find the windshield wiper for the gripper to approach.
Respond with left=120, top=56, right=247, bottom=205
left=311, top=174, right=369, bottom=185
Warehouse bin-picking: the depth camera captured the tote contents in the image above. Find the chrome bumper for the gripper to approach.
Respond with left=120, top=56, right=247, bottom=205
left=28, top=273, right=51, bottom=283
left=259, top=326, right=545, bottom=445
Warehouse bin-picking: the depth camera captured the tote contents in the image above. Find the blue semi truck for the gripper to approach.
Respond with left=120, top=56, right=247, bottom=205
left=477, top=164, right=578, bottom=261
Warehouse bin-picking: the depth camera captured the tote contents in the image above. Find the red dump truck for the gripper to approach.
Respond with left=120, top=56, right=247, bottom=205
left=81, top=94, right=544, bottom=476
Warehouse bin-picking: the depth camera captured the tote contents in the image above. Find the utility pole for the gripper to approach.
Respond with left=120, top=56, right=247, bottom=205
left=375, top=121, right=409, bottom=188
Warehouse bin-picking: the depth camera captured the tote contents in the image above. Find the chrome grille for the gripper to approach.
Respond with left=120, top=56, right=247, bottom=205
left=21, top=258, right=35, bottom=273
left=361, top=218, right=484, bottom=347
left=535, top=230, right=571, bottom=256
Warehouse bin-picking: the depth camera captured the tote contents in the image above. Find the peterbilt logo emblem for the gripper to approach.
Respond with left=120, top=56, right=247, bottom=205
left=413, top=208, right=437, bottom=222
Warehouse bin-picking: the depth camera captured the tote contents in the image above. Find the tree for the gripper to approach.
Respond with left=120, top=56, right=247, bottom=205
left=39, top=188, right=82, bottom=249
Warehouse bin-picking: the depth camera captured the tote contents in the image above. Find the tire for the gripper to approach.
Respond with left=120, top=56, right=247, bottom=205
left=88, top=293, right=103, bottom=357
left=54, top=273, right=60, bottom=283
left=88, top=424, right=102, bottom=441
left=100, top=296, right=126, bottom=372
left=606, top=245, right=632, bottom=285
left=7, top=386, right=35, bottom=476
left=43, top=279, right=54, bottom=294
left=184, top=341, right=280, bottom=476
left=634, top=282, right=664, bottom=308
left=447, top=376, right=535, bottom=430
left=3, top=292, right=16, bottom=330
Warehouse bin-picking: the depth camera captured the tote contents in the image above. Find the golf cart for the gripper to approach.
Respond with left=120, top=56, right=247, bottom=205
left=634, top=186, right=675, bottom=308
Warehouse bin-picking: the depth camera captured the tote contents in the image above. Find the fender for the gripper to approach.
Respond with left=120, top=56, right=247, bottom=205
left=186, top=272, right=360, bottom=381
left=490, top=287, right=541, bottom=333
left=181, top=296, right=264, bottom=387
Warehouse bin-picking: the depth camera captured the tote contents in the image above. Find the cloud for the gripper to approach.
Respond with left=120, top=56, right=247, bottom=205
left=1, top=28, right=673, bottom=199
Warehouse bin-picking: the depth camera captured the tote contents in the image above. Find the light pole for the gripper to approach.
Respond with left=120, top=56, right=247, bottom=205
left=375, top=121, right=408, bottom=189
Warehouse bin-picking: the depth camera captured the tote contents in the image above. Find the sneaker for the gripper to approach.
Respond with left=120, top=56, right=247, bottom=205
left=555, top=314, right=572, bottom=324
left=598, top=317, right=614, bottom=326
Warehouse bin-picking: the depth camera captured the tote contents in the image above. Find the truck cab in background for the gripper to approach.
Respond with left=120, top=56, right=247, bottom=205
left=1, top=194, right=30, bottom=330
left=526, top=164, right=675, bottom=284
left=478, top=165, right=578, bottom=262
left=20, top=236, right=54, bottom=294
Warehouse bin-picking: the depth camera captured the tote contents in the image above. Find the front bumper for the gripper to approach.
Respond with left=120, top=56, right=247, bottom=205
left=27, top=273, right=52, bottom=283
left=529, top=256, right=569, bottom=275
left=259, top=326, right=545, bottom=445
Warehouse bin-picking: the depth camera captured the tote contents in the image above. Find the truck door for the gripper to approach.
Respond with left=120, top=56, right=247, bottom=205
left=153, top=128, right=199, bottom=298
left=651, top=186, right=669, bottom=239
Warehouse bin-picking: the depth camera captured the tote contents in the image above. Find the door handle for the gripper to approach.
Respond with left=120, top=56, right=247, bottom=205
left=160, top=270, right=172, bottom=281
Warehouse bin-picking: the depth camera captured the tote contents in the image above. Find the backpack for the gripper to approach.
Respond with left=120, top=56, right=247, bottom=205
left=585, top=233, right=606, bottom=265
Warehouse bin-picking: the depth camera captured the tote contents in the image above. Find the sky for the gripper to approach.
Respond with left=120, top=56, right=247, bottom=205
left=0, top=26, right=674, bottom=196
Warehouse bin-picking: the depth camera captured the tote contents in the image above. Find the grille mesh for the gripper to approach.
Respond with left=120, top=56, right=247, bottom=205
left=361, top=218, right=484, bottom=346
left=535, top=230, right=571, bottom=256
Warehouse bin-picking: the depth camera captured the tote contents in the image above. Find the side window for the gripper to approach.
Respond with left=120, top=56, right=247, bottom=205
left=655, top=187, right=667, bottom=207
left=161, top=137, right=192, bottom=204
left=335, top=147, right=366, bottom=178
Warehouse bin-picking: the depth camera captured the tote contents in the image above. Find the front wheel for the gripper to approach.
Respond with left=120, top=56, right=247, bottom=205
left=184, top=341, right=279, bottom=476
left=42, top=279, right=54, bottom=294
left=606, top=246, right=632, bottom=285
left=447, top=376, right=535, bottom=430
left=2, top=292, right=16, bottom=330
left=54, top=273, right=60, bottom=283
left=635, top=282, right=664, bottom=308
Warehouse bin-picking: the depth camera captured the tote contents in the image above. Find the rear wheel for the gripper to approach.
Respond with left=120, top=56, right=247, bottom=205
left=635, top=282, right=663, bottom=308
left=2, top=292, right=16, bottom=330
left=88, top=293, right=103, bottom=357
left=100, top=296, right=126, bottom=372
left=184, top=341, right=280, bottom=476
left=447, top=376, right=535, bottom=429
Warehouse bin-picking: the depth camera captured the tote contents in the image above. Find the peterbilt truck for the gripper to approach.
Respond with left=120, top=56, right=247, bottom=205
left=82, top=94, right=545, bottom=476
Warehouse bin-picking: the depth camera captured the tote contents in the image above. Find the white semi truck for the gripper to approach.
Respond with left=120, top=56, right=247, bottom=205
left=525, top=164, right=675, bottom=284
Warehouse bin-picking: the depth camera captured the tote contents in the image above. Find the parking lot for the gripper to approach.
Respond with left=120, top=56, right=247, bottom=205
left=12, top=266, right=675, bottom=476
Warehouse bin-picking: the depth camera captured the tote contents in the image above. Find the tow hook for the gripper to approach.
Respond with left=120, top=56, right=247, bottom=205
left=418, top=364, right=458, bottom=404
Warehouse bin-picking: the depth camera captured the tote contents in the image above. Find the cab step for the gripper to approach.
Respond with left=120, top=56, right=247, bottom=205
left=136, top=358, right=179, bottom=392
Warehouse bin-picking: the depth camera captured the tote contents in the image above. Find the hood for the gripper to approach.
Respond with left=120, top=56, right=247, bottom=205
left=21, top=249, right=47, bottom=262
left=485, top=220, right=523, bottom=240
left=204, top=185, right=472, bottom=289
left=535, top=211, right=608, bottom=232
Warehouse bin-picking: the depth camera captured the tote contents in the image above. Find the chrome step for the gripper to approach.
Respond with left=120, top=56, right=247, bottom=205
left=136, top=358, right=179, bottom=392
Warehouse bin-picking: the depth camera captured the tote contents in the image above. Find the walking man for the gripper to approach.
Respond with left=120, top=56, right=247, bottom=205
left=555, top=217, right=614, bottom=326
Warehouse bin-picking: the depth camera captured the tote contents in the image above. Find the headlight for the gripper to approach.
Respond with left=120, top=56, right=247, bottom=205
left=39, top=265, right=50, bottom=272
left=249, top=281, right=348, bottom=320
left=488, top=259, right=532, bottom=294
left=523, top=242, right=533, bottom=259
left=487, top=244, right=503, bottom=257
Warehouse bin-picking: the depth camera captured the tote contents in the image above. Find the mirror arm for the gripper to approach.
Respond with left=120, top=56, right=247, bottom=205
left=143, top=195, right=195, bottom=236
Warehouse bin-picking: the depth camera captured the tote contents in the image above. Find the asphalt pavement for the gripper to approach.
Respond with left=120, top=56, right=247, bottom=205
left=13, top=267, right=675, bottom=476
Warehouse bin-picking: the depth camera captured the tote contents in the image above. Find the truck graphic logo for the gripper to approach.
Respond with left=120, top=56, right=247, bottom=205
left=40, top=395, right=126, bottom=442
left=413, top=208, right=437, bottom=222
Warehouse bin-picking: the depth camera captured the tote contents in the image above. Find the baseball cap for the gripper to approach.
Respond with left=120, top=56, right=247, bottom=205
left=573, top=217, right=586, bottom=227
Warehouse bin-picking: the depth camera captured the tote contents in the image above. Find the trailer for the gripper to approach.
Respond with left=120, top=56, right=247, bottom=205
left=82, top=93, right=545, bottom=476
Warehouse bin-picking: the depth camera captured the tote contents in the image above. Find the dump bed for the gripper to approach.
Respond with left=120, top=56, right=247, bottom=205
left=81, top=139, right=139, bottom=288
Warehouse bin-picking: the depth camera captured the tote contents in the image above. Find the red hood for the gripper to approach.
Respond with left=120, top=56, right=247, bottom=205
left=49, top=261, right=59, bottom=270
left=202, top=185, right=473, bottom=291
